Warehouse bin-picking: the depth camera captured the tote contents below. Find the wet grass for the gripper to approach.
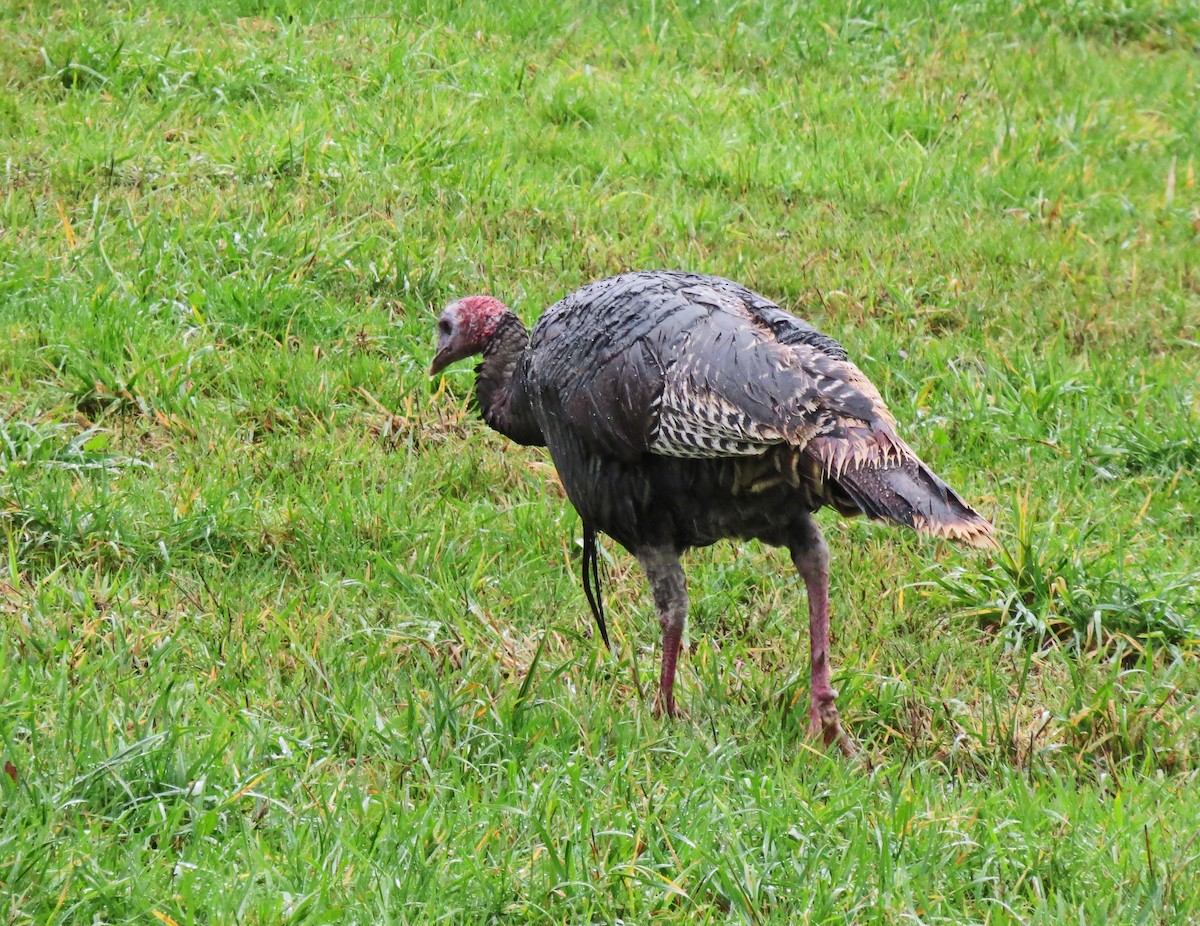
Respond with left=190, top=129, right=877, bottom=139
left=1, top=0, right=1199, bottom=922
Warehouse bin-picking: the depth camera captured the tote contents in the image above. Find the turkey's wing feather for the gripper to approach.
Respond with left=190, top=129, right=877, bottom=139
left=645, top=281, right=892, bottom=466
left=703, top=279, right=853, bottom=361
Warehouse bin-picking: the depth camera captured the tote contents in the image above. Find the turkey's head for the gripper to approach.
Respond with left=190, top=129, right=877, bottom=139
left=430, top=296, right=509, bottom=374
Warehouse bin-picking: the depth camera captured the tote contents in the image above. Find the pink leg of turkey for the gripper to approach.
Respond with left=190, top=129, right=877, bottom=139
left=792, top=523, right=857, bottom=756
left=657, top=618, right=684, bottom=718
left=639, top=549, right=688, bottom=719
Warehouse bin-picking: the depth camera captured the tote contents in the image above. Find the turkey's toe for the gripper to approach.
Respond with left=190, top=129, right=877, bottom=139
left=653, top=687, right=686, bottom=720
left=810, top=695, right=858, bottom=758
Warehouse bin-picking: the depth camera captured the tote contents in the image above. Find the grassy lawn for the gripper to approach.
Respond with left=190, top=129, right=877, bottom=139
left=2, top=0, right=1199, bottom=921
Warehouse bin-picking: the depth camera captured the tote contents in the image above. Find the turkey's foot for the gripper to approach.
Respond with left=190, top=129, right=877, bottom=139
left=652, top=686, right=686, bottom=720
left=810, top=691, right=858, bottom=758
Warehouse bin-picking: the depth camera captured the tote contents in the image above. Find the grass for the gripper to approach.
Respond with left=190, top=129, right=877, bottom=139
left=2, top=0, right=1199, bottom=921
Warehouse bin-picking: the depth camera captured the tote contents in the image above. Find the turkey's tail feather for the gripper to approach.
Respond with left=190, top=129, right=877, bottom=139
left=582, top=525, right=611, bottom=649
left=836, top=458, right=996, bottom=549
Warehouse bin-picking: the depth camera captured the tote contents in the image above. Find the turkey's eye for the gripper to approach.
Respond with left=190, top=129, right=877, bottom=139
left=438, top=319, right=452, bottom=336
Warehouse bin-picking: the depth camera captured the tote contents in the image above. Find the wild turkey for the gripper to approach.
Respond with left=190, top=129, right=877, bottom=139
left=430, top=270, right=993, bottom=753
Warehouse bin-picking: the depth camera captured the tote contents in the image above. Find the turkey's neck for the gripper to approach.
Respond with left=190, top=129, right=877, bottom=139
left=476, top=311, right=544, bottom=447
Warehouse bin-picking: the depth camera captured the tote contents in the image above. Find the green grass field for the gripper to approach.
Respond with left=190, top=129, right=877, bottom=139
left=2, top=0, right=1199, bottom=921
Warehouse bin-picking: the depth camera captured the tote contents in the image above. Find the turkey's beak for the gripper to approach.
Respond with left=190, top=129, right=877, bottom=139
left=429, top=346, right=453, bottom=376
left=430, top=329, right=460, bottom=375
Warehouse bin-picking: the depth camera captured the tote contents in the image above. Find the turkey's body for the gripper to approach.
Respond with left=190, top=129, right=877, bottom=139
left=440, top=270, right=993, bottom=748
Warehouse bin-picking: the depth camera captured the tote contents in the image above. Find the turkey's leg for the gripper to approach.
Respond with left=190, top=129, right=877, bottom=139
left=637, top=548, right=688, bottom=719
left=791, top=516, right=857, bottom=756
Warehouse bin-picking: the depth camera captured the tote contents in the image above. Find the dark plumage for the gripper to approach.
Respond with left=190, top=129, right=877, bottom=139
left=431, top=270, right=994, bottom=752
